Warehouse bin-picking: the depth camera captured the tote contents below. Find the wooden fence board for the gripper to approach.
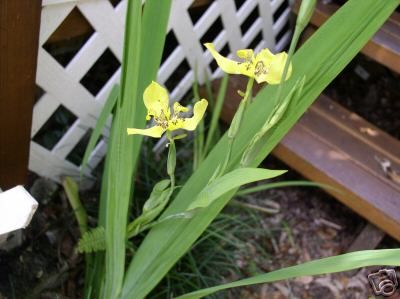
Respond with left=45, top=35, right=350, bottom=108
left=0, top=0, right=42, bottom=189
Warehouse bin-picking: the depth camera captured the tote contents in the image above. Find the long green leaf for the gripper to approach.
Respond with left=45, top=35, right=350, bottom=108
left=103, top=0, right=142, bottom=294
left=176, top=249, right=400, bottom=299
left=63, top=177, right=88, bottom=234
left=187, top=168, right=286, bottom=210
left=81, top=84, right=119, bottom=173
left=102, top=0, right=172, bottom=298
left=121, top=1, right=399, bottom=298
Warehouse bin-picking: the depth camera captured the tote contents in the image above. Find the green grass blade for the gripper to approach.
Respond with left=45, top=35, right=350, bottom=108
left=176, top=249, right=400, bottom=299
left=81, top=84, right=119, bottom=173
left=236, top=180, right=339, bottom=196
left=62, top=177, right=95, bottom=298
left=120, top=1, right=399, bottom=298
left=87, top=111, right=118, bottom=299
left=203, top=73, right=228, bottom=157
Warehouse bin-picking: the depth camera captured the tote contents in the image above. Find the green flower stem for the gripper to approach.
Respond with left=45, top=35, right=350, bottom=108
left=274, top=0, right=315, bottom=106
left=166, top=131, right=176, bottom=195
left=240, top=2, right=315, bottom=168
left=219, top=77, right=254, bottom=176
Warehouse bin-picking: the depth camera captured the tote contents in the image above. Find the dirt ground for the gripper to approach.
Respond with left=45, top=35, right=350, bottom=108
left=233, top=156, right=399, bottom=299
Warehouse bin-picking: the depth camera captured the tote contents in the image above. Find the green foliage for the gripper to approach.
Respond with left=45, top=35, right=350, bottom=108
left=127, top=180, right=171, bottom=238
left=187, top=168, right=286, bottom=210
left=150, top=209, right=275, bottom=299
left=71, top=0, right=399, bottom=298
left=78, top=227, right=106, bottom=253
left=236, top=180, right=339, bottom=197
left=176, top=249, right=400, bottom=299
left=63, top=177, right=88, bottom=234
left=81, top=84, right=119, bottom=173
left=202, top=73, right=229, bottom=157
left=78, top=1, right=172, bottom=298
left=119, top=1, right=399, bottom=298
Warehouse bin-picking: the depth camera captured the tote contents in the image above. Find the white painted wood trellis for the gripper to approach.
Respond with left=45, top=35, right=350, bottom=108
left=31, top=0, right=292, bottom=185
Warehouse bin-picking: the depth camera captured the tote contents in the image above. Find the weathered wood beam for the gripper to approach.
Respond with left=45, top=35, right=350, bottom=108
left=0, top=0, right=42, bottom=188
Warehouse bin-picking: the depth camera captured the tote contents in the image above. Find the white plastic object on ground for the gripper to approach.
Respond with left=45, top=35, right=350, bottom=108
left=0, top=186, right=38, bottom=246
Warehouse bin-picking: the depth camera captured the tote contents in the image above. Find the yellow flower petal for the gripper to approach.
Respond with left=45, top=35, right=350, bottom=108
left=251, top=48, right=275, bottom=83
left=181, top=99, right=208, bottom=131
left=143, top=81, right=170, bottom=119
left=173, top=102, right=189, bottom=113
left=168, top=99, right=208, bottom=131
left=265, top=52, right=292, bottom=85
left=206, top=41, right=292, bottom=84
left=255, top=48, right=275, bottom=61
left=204, top=43, right=242, bottom=75
left=127, top=125, right=165, bottom=138
left=236, top=49, right=254, bottom=60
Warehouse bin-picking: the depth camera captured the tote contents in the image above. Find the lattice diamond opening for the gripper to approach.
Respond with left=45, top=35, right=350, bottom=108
left=240, top=5, right=260, bottom=35
left=200, top=16, right=224, bottom=49
left=80, top=48, right=121, bottom=96
left=33, top=105, right=77, bottom=151
left=234, top=0, right=246, bottom=11
left=43, top=7, right=95, bottom=67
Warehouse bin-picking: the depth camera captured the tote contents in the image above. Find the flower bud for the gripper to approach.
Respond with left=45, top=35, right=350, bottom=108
left=297, top=0, right=316, bottom=32
left=167, top=141, right=176, bottom=176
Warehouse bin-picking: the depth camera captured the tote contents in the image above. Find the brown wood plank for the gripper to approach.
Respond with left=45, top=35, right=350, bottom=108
left=0, top=0, right=41, bottom=189
left=305, top=96, right=400, bottom=192
left=347, top=224, right=385, bottom=252
left=274, top=122, right=400, bottom=240
left=209, top=75, right=400, bottom=240
left=312, top=96, right=400, bottom=165
left=276, top=98, right=400, bottom=239
left=294, top=0, right=400, bottom=74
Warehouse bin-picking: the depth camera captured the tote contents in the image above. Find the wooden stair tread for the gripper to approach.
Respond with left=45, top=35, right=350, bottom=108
left=208, top=76, right=400, bottom=240
left=294, top=0, right=400, bottom=74
left=275, top=101, right=400, bottom=238
left=305, top=95, right=400, bottom=192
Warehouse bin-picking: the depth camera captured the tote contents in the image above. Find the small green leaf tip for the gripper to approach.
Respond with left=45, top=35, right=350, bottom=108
left=297, top=0, right=317, bottom=32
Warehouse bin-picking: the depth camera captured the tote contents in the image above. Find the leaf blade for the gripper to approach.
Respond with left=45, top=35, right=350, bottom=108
left=176, top=249, right=400, bottom=299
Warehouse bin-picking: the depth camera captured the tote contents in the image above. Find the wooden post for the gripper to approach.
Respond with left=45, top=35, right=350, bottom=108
left=0, top=0, right=41, bottom=189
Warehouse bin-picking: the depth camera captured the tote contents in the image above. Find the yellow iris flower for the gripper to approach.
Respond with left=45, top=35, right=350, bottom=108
left=127, top=81, right=208, bottom=138
left=205, top=43, right=292, bottom=84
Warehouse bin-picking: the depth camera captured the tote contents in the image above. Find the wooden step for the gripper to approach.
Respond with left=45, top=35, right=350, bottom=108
left=209, top=76, right=400, bottom=241
left=294, top=0, right=400, bottom=74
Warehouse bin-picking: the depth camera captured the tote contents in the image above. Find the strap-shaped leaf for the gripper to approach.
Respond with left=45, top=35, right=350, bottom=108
left=81, top=84, right=119, bottom=173
left=101, top=0, right=172, bottom=298
left=187, top=168, right=286, bottom=210
left=176, top=249, right=400, bottom=299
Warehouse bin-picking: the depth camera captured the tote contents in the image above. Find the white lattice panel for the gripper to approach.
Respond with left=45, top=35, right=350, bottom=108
left=31, top=0, right=292, bottom=184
